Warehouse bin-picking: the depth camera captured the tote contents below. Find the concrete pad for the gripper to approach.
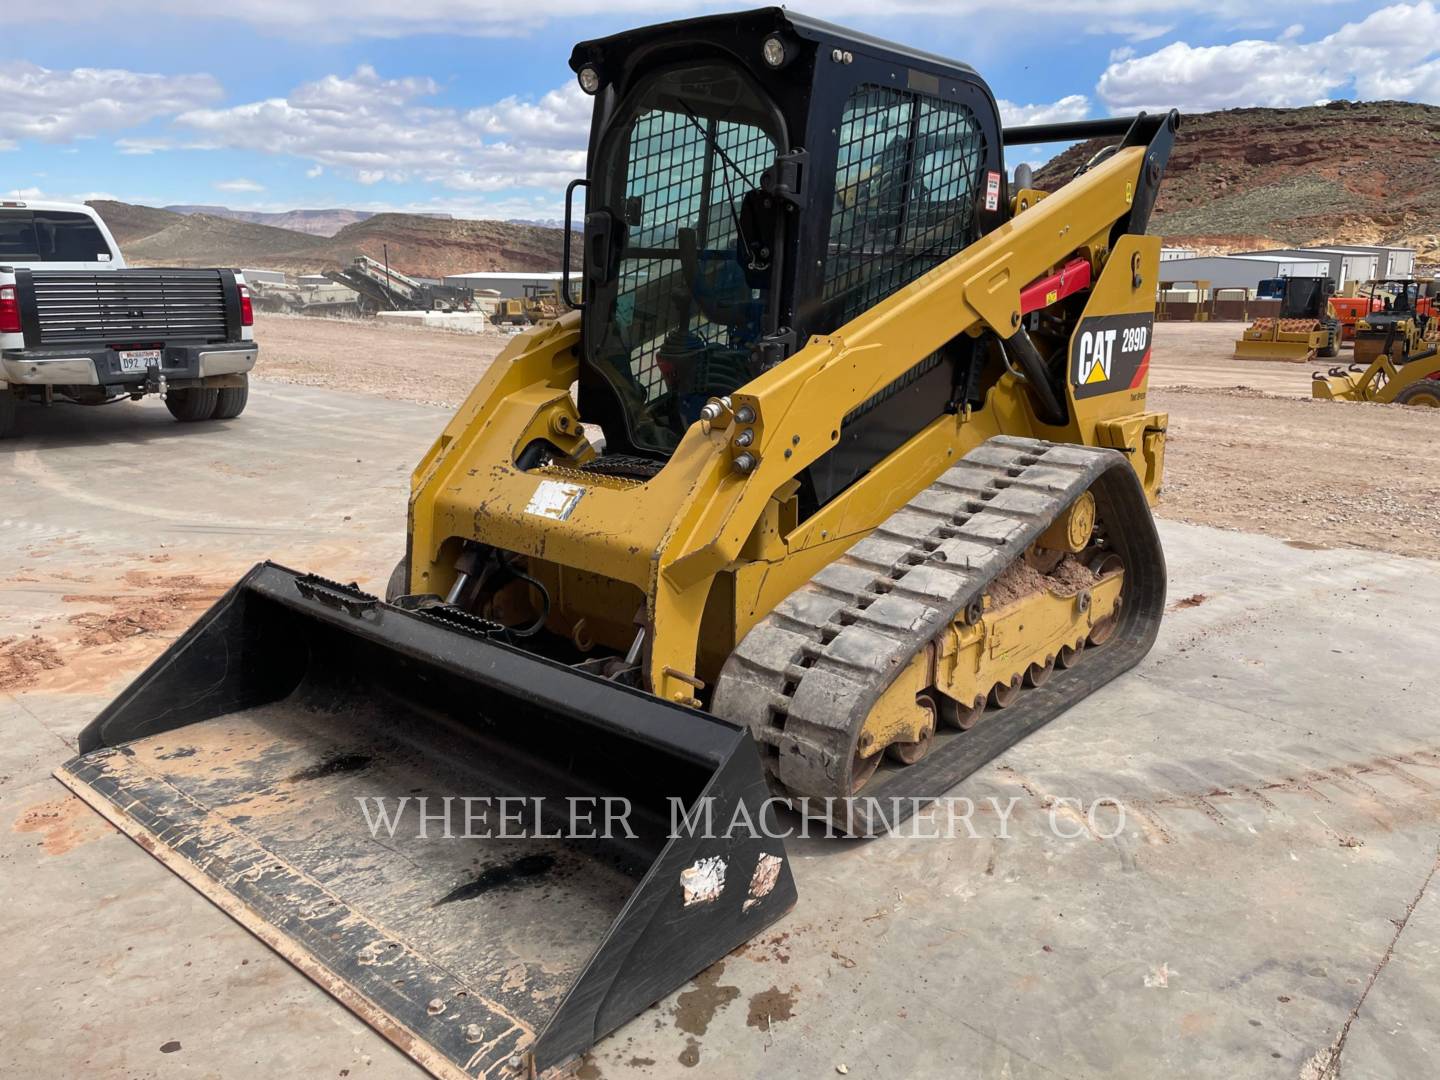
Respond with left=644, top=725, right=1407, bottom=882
left=1, top=381, right=445, bottom=1079
left=1337, top=860, right=1440, bottom=1078
left=376, top=310, right=497, bottom=334
left=2, top=381, right=1438, bottom=1080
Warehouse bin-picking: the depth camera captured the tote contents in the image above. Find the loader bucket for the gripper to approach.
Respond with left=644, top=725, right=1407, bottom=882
left=56, top=563, right=795, bottom=1080
left=1233, top=337, right=1315, bottom=362
left=1311, top=374, right=1347, bottom=401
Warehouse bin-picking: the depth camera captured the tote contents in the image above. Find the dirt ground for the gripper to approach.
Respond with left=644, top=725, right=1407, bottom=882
left=251, top=312, right=1440, bottom=560
left=7, top=317, right=1440, bottom=1080
left=1146, top=322, right=1440, bottom=560
left=253, top=311, right=509, bottom=408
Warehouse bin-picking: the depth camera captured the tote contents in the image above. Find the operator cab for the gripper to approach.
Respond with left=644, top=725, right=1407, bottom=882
left=567, top=8, right=1006, bottom=498
left=1277, top=276, right=1335, bottom=319
left=1364, top=279, right=1427, bottom=330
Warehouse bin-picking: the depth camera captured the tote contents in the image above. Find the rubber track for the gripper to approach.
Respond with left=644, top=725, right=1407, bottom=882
left=711, top=435, right=1167, bottom=834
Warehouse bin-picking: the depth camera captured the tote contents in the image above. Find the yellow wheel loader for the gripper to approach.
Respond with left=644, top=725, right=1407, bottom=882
left=56, top=11, right=1178, bottom=1079
left=1234, top=275, right=1340, bottom=362
left=1313, top=355, right=1440, bottom=407
left=1314, top=278, right=1440, bottom=405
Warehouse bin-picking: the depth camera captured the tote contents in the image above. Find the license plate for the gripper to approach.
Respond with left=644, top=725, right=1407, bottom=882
left=118, top=349, right=162, bottom=372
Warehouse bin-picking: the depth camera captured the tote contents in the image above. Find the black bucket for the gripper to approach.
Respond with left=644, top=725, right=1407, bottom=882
left=57, top=563, right=795, bottom=1079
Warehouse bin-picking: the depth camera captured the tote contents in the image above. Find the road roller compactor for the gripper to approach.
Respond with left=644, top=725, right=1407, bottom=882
left=1234, top=275, right=1340, bottom=362
left=56, top=10, right=1177, bottom=1078
left=1314, top=278, right=1440, bottom=407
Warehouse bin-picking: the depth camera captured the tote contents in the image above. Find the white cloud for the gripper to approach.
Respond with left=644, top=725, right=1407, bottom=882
left=5, top=185, right=125, bottom=202
left=291, top=67, right=439, bottom=109
left=215, top=178, right=265, bottom=192
left=1088, top=20, right=1173, bottom=43
left=467, top=86, right=592, bottom=148
left=1331, top=3, right=1440, bottom=99
left=0, top=62, right=221, bottom=144
left=1098, top=39, right=1329, bottom=111
left=1098, top=1, right=1440, bottom=112
left=176, top=66, right=589, bottom=196
left=0, top=0, right=1332, bottom=40
left=116, top=137, right=173, bottom=155
left=305, top=164, right=324, bottom=178
left=997, top=95, right=1091, bottom=127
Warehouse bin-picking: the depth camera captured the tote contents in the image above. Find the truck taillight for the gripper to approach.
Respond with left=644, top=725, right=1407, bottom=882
left=238, top=283, right=254, bottom=327
left=0, top=285, right=20, bottom=334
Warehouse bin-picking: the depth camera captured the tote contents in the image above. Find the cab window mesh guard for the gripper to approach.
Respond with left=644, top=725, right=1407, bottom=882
left=615, top=108, right=775, bottom=403
left=822, top=86, right=985, bottom=329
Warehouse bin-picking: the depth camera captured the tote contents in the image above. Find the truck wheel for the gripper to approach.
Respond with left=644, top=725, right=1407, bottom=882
left=166, top=387, right=220, bottom=422
left=0, top=390, right=18, bottom=439
left=212, top=375, right=249, bottom=420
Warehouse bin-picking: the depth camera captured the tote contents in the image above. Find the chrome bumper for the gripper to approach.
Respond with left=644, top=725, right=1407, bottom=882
left=2, top=355, right=99, bottom=386
left=198, top=347, right=258, bottom=377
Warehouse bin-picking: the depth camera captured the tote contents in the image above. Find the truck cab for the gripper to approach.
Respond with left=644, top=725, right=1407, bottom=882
left=0, top=201, right=126, bottom=271
left=0, top=199, right=258, bottom=437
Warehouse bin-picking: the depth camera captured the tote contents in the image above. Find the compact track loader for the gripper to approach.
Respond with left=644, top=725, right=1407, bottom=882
left=57, top=10, right=1177, bottom=1078
left=1234, top=275, right=1340, bottom=362
left=1314, top=278, right=1440, bottom=406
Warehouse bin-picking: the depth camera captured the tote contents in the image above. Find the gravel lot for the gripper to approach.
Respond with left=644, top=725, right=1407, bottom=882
left=5, top=314, right=1439, bottom=1080
left=6, top=385, right=1440, bottom=1080
left=253, top=313, right=1440, bottom=560
left=253, top=312, right=509, bottom=409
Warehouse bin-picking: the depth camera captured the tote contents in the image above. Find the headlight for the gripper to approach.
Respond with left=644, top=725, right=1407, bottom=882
left=762, top=36, right=786, bottom=68
left=578, top=66, right=602, bottom=95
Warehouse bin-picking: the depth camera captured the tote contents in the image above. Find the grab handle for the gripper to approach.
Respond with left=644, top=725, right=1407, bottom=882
left=561, top=177, right=589, bottom=309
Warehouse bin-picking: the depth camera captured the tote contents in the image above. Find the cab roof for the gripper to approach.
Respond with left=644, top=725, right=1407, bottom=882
left=0, top=199, right=103, bottom=216
left=571, top=7, right=980, bottom=84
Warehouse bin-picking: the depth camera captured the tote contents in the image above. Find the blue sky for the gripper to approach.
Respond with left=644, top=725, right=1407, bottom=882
left=5, top=1, right=1438, bottom=221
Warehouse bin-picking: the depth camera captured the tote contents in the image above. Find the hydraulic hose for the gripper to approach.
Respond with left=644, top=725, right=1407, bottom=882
left=1003, top=325, right=1069, bottom=427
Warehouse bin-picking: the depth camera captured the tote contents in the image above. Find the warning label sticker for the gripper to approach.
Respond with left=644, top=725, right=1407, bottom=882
left=525, top=479, right=586, bottom=521
left=984, top=171, right=1001, bottom=212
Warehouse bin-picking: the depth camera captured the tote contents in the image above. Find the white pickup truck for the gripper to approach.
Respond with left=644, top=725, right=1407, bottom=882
left=0, top=199, right=258, bottom=438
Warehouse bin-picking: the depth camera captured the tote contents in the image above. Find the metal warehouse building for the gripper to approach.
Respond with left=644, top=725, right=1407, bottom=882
left=1233, top=248, right=1379, bottom=289
left=1321, top=244, right=1416, bottom=280
left=1156, top=254, right=1331, bottom=294
left=441, top=270, right=569, bottom=297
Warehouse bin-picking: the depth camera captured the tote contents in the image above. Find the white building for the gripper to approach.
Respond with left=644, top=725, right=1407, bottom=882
left=1321, top=244, right=1416, bottom=280
left=442, top=270, right=572, bottom=298
left=1233, top=248, right=1378, bottom=289
left=1160, top=247, right=1197, bottom=262
left=1155, top=254, right=1331, bottom=295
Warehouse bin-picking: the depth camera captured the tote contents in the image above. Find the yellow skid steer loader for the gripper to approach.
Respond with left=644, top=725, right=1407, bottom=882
left=57, top=10, right=1177, bottom=1078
